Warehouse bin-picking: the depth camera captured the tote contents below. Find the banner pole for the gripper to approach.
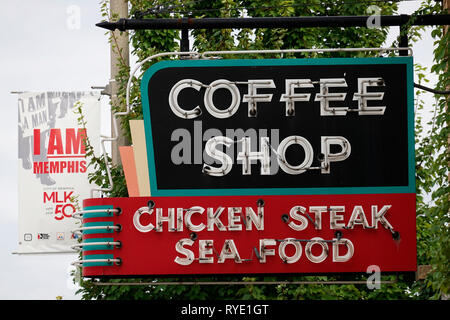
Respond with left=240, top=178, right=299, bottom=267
left=110, top=0, right=130, bottom=166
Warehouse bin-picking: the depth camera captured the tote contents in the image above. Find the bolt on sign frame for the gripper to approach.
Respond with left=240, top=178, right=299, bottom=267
left=72, top=48, right=417, bottom=280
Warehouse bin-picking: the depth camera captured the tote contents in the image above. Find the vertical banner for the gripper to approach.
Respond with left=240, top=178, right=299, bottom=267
left=17, top=91, right=100, bottom=253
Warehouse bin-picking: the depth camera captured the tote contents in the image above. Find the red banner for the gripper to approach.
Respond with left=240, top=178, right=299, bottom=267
left=79, top=194, right=416, bottom=277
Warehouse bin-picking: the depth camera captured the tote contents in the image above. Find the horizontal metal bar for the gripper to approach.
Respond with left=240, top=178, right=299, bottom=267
left=12, top=251, right=76, bottom=255
left=200, top=47, right=413, bottom=58
left=73, top=225, right=120, bottom=232
left=96, top=15, right=450, bottom=31
left=72, top=258, right=122, bottom=267
left=71, top=225, right=121, bottom=235
left=74, top=209, right=120, bottom=214
left=72, top=208, right=121, bottom=219
left=92, top=280, right=397, bottom=286
left=414, top=83, right=450, bottom=95
left=71, top=241, right=121, bottom=251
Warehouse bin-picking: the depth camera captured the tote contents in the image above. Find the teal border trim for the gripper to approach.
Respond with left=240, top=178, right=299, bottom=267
left=83, top=254, right=114, bottom=267
left=141, top=57, right=415, bottom=196
left=406, top=58, right=416, bottom=193
left=83, top=205, right=115, bottom=218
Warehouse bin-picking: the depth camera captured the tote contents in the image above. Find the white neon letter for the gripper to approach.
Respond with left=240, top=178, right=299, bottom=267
left=259, top=239, right=276, bottom=263
left=309, top=206, right=327, bottom=230
left=133, top=206, right=154, bottom=233
left=278, top=238, right=302, bottom=264
left=288, top=206, right=308, bottom=231
left=333, top=238, right=354, bottom=262
left=315, top=78, right=348, bottom=116
left=243, top=80, right=275, bottom=117
left=199, top=240, right=214, bottom=264
left=237, top=137, right=270, bottom=175
left=371, top=205, right=393, bottom=230
left=347, top=205, right=370, bottom=229
left=330, top=206, right=346, bottom=229
left=203, top=136, right=233, bottom=176
left=320, top=136, right=351, bottom=174
left=207, top=207, right=226, bottom=231
left=185, top=206, right=205, bottom=232
left=204, top=79, right=240, bottom=118
left=277, top=136, right=314, bottom=175
left=280, top=79, right=313, bottom=116
left=228, top=207, right=242, bottom=231
left=155, top=208, right=176, bottom=232
left=305, top=237, right=328, bottom=263
left=245, top=207, right=264, bottom=231
left=218, top=239, right=242, bottom=263
left=353, top=77, right=386, bottom=115
left=174, top=238, right=194, bottom=266
left=168, top=79, right=203, bottom=119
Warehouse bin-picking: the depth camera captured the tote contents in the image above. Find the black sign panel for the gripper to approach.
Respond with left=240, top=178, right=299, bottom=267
left=141, top=58, right=414, bottom=196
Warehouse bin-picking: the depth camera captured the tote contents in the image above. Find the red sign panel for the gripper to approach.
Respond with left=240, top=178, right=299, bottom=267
left=80, top=194, right=416, bottom=277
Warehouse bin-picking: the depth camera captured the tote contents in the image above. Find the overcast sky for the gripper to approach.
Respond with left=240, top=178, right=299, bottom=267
left=0, top=0, right=440, bottom=300
left=0, top=0, right=109, bottom=300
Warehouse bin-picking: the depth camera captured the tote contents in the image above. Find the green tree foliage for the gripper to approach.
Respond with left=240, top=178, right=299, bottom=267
left=412, top=0, right=449, bottom=300
left=75, top=0, right=449, bottom=299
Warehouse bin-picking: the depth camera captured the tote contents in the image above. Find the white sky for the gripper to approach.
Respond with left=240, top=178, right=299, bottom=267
left=0, top=0, right=109, bottom=300
left=0, top=0, right=440, bottom=300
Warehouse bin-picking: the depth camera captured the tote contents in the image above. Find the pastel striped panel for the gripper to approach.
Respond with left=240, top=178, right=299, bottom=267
left=130, top=120, right=151, bottom=196
left=119, top=146, right=140, bottom=197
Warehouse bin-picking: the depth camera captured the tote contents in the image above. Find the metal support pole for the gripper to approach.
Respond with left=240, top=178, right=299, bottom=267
left=444, top=1, right=450, bottom=229
left=399, top=26, right=409, bottom=56
left=181, top=27, right=189, bottom=52
left=399, top=14, right=409, bottom=57
left=110, top=0, right=130, bottom=166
